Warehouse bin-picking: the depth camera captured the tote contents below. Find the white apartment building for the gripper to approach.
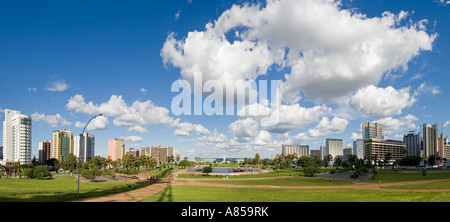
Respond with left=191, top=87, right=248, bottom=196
left=324, top=138, right=343, bottom=161
left=353, top=139, right=364, bottom=160
left=281, top=144, right=309, bottom=158
left=74, top=133, right=95, bottom=163
left=2, top=109, right=32, bottom=165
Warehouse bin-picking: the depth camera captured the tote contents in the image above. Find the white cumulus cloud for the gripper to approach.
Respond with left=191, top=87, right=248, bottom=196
left=32, top=112, right=72, bottom=127
left=349, top=85, right=417, bottom=117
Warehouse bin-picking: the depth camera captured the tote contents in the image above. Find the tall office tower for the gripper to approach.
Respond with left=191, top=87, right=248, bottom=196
left=423, top=123, right=438, bottom=159
left=325, top=138, right=343, bottom=161
left=403, top=132, right=421, bottom=157
left=281, top=144, right=309, bottom=158
left=438, top=133, right=446, bottom=160
left=353, top=139, right=364, bottom=159
left=74, top=133, right=95, bottom=163
left=39, top=140, right=52, bottom=165
left=52, top=129, right=73, bottom=163
left=362, top=122, right=383, bottom=140
left=2, top=109, right=32, bottom=165
left=108, top=138, right=125, bottom=161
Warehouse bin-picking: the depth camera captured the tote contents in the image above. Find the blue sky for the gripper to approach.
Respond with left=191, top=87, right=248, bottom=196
left=0, top=0, right=449, bottom=160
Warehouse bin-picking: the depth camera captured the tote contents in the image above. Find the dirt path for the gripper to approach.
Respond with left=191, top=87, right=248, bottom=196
left=71, top=171, right=176, bottom=202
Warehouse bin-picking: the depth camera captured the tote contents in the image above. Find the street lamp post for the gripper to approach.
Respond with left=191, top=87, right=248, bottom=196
left=77, top=113, right=103, bottom=197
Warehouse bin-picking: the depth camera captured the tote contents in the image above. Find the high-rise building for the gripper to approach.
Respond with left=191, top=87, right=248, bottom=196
left=281, top=144, right=309, bottom=158
left=438, top=133, right=446, bottom=160
left=74, top=133, right=95, bottom=163
left=353, top=139, right=364, bottom=160
left=445, top=136, right=450, bottom=161
left=423, top=123, right=438, bottom=159
left=325, top=138, right=343, bottom=161
left=150, top=146, right=176, bottom=165
left=364, top=138, right=406, bottom=163
left=108, top=138, right=125, bottom=161
left=403, top=132, right=421, bottom=157
left=319, top=145, right=325, bottom=160
left=52, top=129, right=73, bottom=163
left=126, top=148, right=139, bottom=157
left=343, top=147, right=352, bottom=160
left=310, top=149, right=320, bottom=159
left=141, top=146, right=151, bottom=156
left=39, top=140, right=51, bottom=165
left=2, top=109, right=32, bottom=165
left=362, top=122, right=383, bottom=140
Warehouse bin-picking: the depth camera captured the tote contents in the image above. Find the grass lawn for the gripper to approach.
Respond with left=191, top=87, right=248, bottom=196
left=198, top=177, right=353, bottom=186
left=368, top=172, right=450, bottom=183
left=0, top=176, right=147, bottom=202
left=177, top=168, right=309, bottom=179
left=383, top=179, right=450, bottom=190
left=140, top=185, right=450, bottom=202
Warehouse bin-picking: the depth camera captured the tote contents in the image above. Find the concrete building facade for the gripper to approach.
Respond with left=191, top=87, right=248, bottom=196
left=74, top=133, right=95, bottom=163
left=2, top=109, right=32, bottom=165
left=362, top=122, right=383, bottom=140
left=52, top=129, right=73, bottom=163
left=281, top=144, right=309, bottom=158
left=108, top=139, right=125, bottom=161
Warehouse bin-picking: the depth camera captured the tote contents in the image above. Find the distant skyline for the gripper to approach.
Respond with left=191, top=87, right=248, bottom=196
left=1, top=0, right=449, bottom=159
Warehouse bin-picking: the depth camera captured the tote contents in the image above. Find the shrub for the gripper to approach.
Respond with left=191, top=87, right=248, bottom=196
left=24, top=166, right=53, bottom=179
left=81, top=167, right=102, bottom=180
left=303, top=166, right=320, bottom=177
left=202, top=166, right=213, bottom=174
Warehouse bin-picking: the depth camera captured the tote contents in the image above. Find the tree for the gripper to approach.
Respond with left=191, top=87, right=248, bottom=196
left=46, top=158, right=60, bottom=171
left=323, top=154, right=332, bottom=168
left=178, top=158, right=192, bottom=168
left=254, top=153, right=261, bottom=165
left=333, top=157, right=342, bottom=168
left=88, top=156, right=108, bottom=170
left=312, top=153, right=321, bottom=167
left=24, top=165, right=52, bottom=179
left=384, top=153, right=392, bottom=167
left=427, top=155, right=436, bottom=166
left=398, top=156, right=421, bottom=166
left=202, top=166, right=213, bottom=174
left=347, top=154, right=358, bottom=168
left=297, top=156, right=312, bottom=168
left=82, top=166, right=102, bottom=180
left=302, top=166, right=320, bottom=177
left=62, top=153, right=78, bottom=173
left=280, top=156, right=293, bottom=170
left=139, top=155, right=156, bottom=170
left=122, top=155, right=139, bottom=172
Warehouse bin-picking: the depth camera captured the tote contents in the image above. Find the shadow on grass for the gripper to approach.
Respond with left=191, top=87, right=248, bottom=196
left=0, top=181, right=149, bottom=202
left=156, top=183, right=173, bottom=202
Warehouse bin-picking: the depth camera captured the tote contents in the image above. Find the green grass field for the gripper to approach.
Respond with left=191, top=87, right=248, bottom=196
left=198, top=177, right=353, bottom=186
left=0, top=176, right=147, bottom=202
left=369, top=172, right=450, bottom=183
left=177, top=168, right=310, bottom=179
left=140, top=185, right=450, bottom=202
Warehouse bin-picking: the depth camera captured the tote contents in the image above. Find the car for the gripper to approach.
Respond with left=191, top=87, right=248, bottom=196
left=131, top=176, right=139, bottom=179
